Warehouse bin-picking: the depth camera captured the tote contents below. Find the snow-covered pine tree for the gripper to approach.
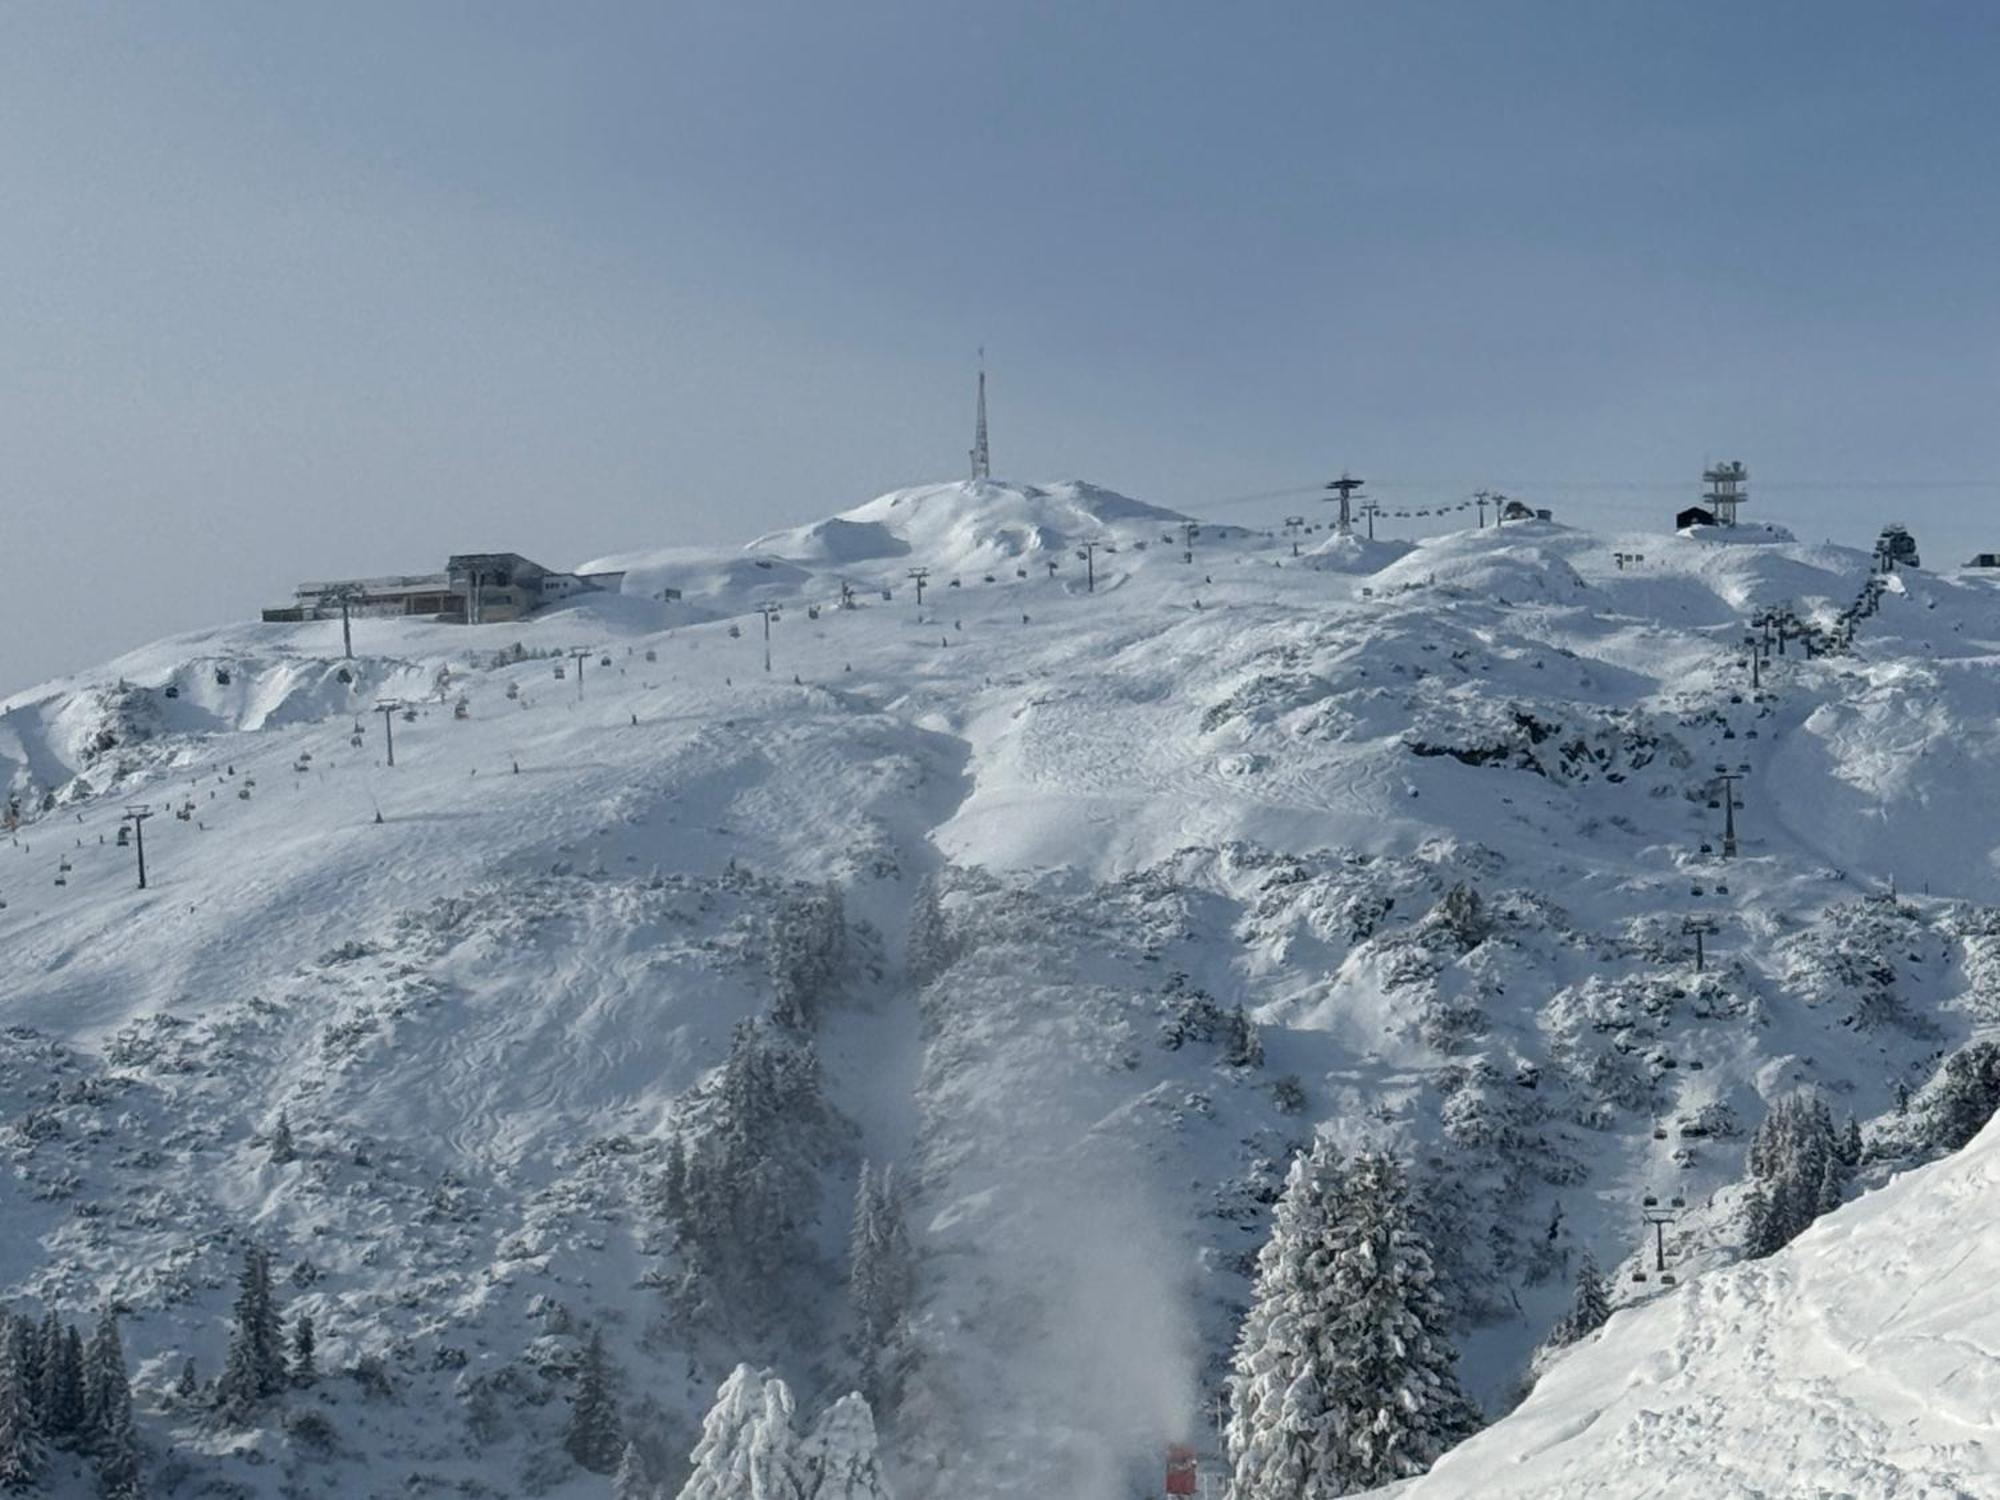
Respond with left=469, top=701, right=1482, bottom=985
left=172, top=1360, right=198, bottom=1406
left=904, top=876, right=956, bottom=987
left=799, top=1392, right=893, bottom=1500
left=1429, top=883, right=1490, bottom=952
left=84, top=1307, right=132, bottom=1450
left=1814, top=1157, right=1846, bottom=1217
left=1742, top=1093, right=1847, bottom=1255
left=54, top=1326, right=87, bottom=1443
left=1741, top=1183, right=1785, bottom=1259
left=1321, top=1151, right=1479, bottom=1489
left=217, top=1246, right=285, bottom=1418
left=1552, top=1251, right=1611, bottom=1346
left=676, top=1365, right=806, bottom=1500
left=664, top=1018, right=831, bottom=1321
left=769, top=884, right=846, bottom=1032
left=9, top=1322, right=39, bottom=1433
left=1924, top=1040, right=2000, bottom=1153
left=744, top=1373, right=805, bottom=1500
left=847, top=1164, right=917, bottom=1411
left=290, top=1315, right=316, bottom=1388
left=611, top=1439, right=658, bottom=1500
left=95, top=1391, right=141, bottom=1500
left=1221, top=1002, right=1265, bottom=1069
left=564, top=1328, right=623, bottom=1474
left=269, top=1110, right=296, bottom=1166
left=1225, top=1134, right=1347, bottom=1500
left=1836, top=1115, right=1864, bottom=1169
left=0, top=1316, right=44, bottom=1492
left=31, top=1314, right=62, bottom=1439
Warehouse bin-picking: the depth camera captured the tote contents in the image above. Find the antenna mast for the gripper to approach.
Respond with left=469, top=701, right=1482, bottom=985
left=969, top=350, right=991, bottom=482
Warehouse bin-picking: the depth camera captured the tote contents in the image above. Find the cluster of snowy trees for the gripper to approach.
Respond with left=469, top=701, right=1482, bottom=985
left=211, top=1245, right=319, bottom=1423
left=1159, top=986, right=1264, bottom=1068
left=1741, top=1093, right=1861, bottom=1259
left=1225, top=1139, right=1479, bottom=1498
left=1920, top=1039, right=2000, bottom=1154
left=846, top=1165, right=916, bottom=1412
left=665, top=1365, right=891, bottom=1500
left=0, top=1305, right=141, bottom=1498
left=657, top=1019, right=832, bottom=1322
left=769, top=884, right=847, bottom=1032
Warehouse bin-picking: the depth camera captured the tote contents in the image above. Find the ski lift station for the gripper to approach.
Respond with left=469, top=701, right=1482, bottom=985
left=262, top=552, right=624, bottom=626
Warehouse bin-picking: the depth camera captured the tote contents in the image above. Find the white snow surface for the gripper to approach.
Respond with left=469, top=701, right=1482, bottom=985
left=1398, top=1113, right=2000, bottom=1499
left=4, top=477, right=2000, bottom=1496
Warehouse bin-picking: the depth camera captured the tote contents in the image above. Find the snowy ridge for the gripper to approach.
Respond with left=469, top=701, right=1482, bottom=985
left=1400, top=1112, right=2000, bottom=1498
left=3, top=478, right=2000, bottom=1496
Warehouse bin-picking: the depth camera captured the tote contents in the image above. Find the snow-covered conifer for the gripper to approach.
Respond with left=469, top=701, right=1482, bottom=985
left=1221, top=1002, right=1265, bottom=1069
left=770, top=884, right=846, bottom=1032
left=1552, top=1251, right=1611, bottom=1346
left=904, top=876, right=956, bottom=987
left=217, top=1246, right=284, bottom=1418
left=0, top=1319, right=44, bottom=1491
left=84, top=1307, right=132, bottom=1449
left=848, top=1165, right=916, bottom=1410
left=1924, top=1041, right=2000, bottom=1153
left=677, top=1365, right=805, bottom=1500
left=1836, top=1115, right=1864, bottom=1169
left=564, top=1328, right=623, bottom=1474
left=1225, top=1135, right=1347, bottom=1500
left=31, top=1314, right=64, bottom=1437
left=269, top=1110, right=296, bottom=1166
left=1321, top=1151, right=1480, bottom=1488
left=289, top=1315, right=316, bottom=1388
left=612, top=1439, right=657, bottom=1500
left=1228, top=1142, right=1476, bottom=1498
left=799, top=1392, right=892, bottom=1500
left=95, top=1393, right=141, bottom=1500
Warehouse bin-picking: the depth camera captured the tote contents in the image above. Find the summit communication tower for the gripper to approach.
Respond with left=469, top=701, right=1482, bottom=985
left=969, top=352, right=991, bottom=482
left=1703, top=461, right=1748, bottom=526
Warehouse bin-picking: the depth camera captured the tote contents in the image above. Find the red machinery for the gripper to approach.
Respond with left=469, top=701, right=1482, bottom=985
left=1166, top=1444, right=1199, bottom=1496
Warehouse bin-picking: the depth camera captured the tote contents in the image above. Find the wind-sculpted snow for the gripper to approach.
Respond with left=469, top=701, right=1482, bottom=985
left=5, top=478, right=2000, bottom=1494
left=1399, top=1114, right=2000, bottom=1500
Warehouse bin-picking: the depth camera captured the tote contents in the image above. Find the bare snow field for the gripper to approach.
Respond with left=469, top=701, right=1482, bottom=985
left=4, top=477, right=2000, bottom=1496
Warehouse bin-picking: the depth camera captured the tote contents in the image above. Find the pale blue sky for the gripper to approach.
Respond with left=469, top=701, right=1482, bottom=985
left=4, top=3, right=1998, bottom=691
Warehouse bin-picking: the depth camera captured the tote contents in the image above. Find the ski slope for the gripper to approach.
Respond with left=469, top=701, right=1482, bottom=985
left=1400, top=1113, right=2000, bottom=1499
left=4, top=477, right=2000, bottom=1497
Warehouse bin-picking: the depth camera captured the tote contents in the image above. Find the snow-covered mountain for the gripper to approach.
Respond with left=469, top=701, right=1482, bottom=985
left=3, top=476, right=1999, bottom=1497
